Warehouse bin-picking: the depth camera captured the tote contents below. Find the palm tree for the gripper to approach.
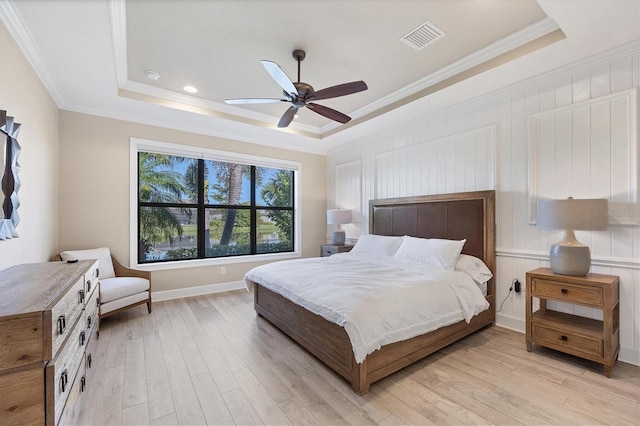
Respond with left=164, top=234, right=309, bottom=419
left=183, top=160, right=212, bottom=247
left=209, top=162, right=264, bottom=246
left=138, top=153, right=187, bottom=260
left=260, top=169, right=293, bottom=242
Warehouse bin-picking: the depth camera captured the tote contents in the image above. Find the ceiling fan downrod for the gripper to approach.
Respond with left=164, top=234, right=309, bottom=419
left=292, top=49, right=305, bottom=83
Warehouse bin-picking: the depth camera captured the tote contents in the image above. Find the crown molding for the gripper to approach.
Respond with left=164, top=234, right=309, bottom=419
left=0, top=0, right=66, bottom=107
left=320, top=17, right=562, bottom=135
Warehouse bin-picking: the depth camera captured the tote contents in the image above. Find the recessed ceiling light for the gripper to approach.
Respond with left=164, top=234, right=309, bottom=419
left=145, top=70, right=160, bottom=80
left=183, top=85, right=198, bottom=93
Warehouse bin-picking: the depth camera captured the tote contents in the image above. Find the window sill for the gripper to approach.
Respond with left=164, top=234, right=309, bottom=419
left=134, top=250, right=301, bottom=272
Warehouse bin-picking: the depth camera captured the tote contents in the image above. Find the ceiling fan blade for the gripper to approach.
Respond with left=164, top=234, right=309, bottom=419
left=278, top=106, right=298, bottom=128
left=310, top=81, right=368, bottom=101
left=306, top=103, right=351, bottom=124
left=261, top=60, right=298, bottom=97
left=225, top=98, right=286, bottom=104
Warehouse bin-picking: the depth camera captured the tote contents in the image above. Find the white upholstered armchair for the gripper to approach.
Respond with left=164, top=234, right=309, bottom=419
left=59, top=247, right=152, bottom=321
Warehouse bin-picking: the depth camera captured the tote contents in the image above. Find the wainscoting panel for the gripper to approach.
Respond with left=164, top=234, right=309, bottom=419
left=328, top=42, right=640, bottom=365
left=374, top=126, right=495, bottom=200
left=334, top=160, right=362, bottom=238
left=528, top=88, right=638, bottom=226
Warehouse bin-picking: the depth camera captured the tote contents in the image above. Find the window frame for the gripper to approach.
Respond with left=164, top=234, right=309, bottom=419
left=130, top=137, right=301, bottom=270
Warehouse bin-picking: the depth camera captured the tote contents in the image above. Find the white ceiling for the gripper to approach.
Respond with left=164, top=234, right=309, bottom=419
left=1, top=1, right=639, bottom=154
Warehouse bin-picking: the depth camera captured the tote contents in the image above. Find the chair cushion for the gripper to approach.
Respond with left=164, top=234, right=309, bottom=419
left=60, top=247, right=116, bottom=279
left=99, top=277, right=150, bottom=303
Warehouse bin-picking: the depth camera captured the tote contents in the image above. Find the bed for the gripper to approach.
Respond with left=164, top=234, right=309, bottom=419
left=246, top=190, right=495, bottom=394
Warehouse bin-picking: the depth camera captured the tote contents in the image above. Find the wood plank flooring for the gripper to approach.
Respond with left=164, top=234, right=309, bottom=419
left=79, top=288, right=640, bottom=425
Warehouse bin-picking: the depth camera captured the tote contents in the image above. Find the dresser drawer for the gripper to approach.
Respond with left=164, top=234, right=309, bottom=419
left=46, top=316, right=87, bottom=425
left=57, top=357, right=85, bottom=426
left=84, top=260, right=99, bottom=299
left=531, top=279, right=603, bottom=306
left=533, top=324, right=603, bottom=357
left=84, top=327, right=99, bottom=383
left=50, top=276, right=85, bottom=358
left=84, top=285, right=99, bottom=336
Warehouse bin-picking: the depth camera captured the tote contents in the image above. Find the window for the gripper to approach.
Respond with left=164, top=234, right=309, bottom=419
left=133, top=139, right=298, bottom=265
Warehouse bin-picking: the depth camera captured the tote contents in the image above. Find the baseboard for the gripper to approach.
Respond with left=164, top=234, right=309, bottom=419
left=152, top=280, right=248, bottom=302
left=494, top=317, right=639, bottom=367
left=496, top=313, right=525, bottom=333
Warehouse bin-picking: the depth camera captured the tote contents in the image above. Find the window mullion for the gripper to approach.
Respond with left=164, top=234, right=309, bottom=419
left=250, top=166, right=256, bottom=254
left=197, top=158, right=206, bottom=258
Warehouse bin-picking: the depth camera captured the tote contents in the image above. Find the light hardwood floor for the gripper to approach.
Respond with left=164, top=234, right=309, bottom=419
left=79, top=288, right=640, bottom=425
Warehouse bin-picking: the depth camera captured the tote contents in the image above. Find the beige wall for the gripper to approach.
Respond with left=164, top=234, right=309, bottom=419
left=0, top=22, right=59, bottom=270
left=59, top=111, right=327, bottom=292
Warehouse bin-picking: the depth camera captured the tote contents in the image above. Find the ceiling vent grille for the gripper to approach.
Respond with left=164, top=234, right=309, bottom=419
left=401, top=21, right=445, bottom=51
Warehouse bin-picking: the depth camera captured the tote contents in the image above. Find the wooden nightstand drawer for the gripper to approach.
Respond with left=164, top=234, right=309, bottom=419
left=321, top=244, right=353, bottom=257
left=532, top=279, right=603, bottom=306
left=533, top=324, right=603, bottom=357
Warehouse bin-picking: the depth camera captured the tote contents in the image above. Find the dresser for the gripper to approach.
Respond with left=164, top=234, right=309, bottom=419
left=0, top=260, right=99, bottom=425
left=525, top=267, right=619, bottom=377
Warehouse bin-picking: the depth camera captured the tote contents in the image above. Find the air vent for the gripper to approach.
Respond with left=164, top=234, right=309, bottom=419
left=401, top=21, right=445, bottom=51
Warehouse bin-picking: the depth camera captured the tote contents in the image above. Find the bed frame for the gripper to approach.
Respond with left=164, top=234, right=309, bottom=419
left=253, top=190, right=495, bottom=394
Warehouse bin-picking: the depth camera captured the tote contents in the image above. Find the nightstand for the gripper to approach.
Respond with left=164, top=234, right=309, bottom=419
left=525, top=267, right=619, bottom=377
left=321, top=244, right=353, bottom=257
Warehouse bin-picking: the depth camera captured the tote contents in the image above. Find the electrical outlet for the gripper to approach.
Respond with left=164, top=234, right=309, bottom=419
left=221, top=266, right=226, bottom=275
left=514, top=279, right=521, bottom=293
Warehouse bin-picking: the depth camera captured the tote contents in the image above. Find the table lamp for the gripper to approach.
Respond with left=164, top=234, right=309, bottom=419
left=327, top=209, right=352, bottom=245
left=536, top=197, right=608, bottom=276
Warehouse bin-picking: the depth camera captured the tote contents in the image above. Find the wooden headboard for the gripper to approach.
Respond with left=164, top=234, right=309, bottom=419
left=369, top=190, right=496, bottom=295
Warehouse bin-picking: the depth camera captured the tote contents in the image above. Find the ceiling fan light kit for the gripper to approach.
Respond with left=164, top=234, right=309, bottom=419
left=225, top=49, right=368, bottom=128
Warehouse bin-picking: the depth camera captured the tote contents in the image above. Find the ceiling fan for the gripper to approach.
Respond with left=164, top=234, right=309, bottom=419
left=225, top=49, right=368, bottom=128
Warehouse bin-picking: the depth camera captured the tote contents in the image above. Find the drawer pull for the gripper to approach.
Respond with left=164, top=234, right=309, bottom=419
left=57, top=315, right=66, bottom=335
left=86, top=280, right=92, bottom=293
left=81, top=375, right=86, bottom=392
left=96, top=296, right=99, bottom=307
left=87, top=353, right=92, bottom=368
left=87, top=316, right=92, bottom=329
left=80, top=330, right=86, bottom=346
left=561, top=288, right=568, bottom=295
left=96, top=268, right=99, bottom=278
left=560, top=335, right=568, bottom=341
left=60, top=369, right=68, bottom=393
left=78, top=289, right=85, bottom=304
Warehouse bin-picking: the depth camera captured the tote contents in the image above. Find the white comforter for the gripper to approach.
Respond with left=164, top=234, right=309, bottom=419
left=244, top=253, right=489, bottom=363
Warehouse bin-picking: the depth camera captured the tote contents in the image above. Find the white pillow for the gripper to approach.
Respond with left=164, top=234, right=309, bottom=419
left=394, top=236, right=466, bottom=270
left=60, top=247, right=116, bottom=279
left=350, top=234, right=403, bottom=256
left=456, top=254, right=493, bottom=285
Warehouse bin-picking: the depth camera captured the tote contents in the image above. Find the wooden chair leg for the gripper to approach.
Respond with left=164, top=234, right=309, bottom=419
left=147, top=301, right=152, bottom=313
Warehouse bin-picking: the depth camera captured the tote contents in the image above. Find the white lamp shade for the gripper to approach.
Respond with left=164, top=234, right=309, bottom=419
left=327, top=209, right=352, bottom=225
left=536, top=198, right=608, bottom=231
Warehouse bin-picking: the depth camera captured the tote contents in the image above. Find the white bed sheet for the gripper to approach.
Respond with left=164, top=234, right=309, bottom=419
left=245, top=253, right=490, bottom=363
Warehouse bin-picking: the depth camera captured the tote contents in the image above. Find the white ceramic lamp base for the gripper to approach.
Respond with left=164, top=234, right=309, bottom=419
left=549, top=230, right=591, bottom=276
left=331, top=230, right=346, bottom=245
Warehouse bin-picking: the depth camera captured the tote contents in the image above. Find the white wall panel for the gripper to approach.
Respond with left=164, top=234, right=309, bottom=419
left=333, top=160, right=362, bottom=238
left=327, top=43, right=640, bottom=365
